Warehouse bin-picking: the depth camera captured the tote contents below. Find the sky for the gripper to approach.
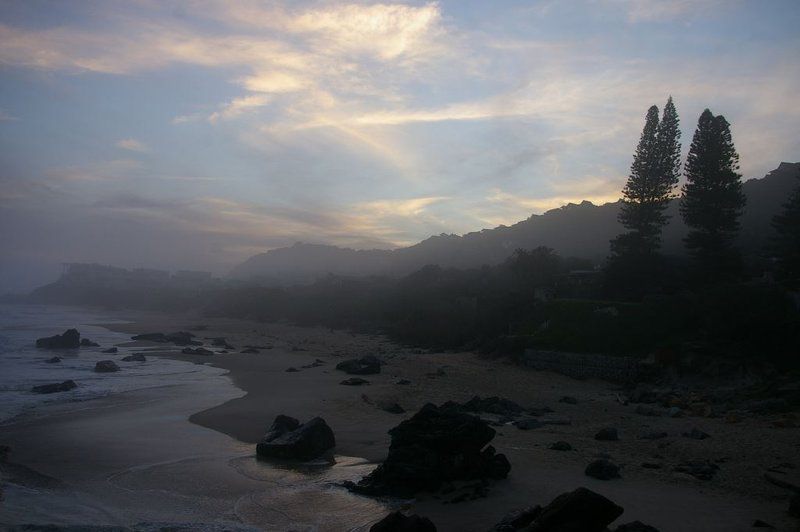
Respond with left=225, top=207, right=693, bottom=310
left=1, top=0, right=799, bottom=291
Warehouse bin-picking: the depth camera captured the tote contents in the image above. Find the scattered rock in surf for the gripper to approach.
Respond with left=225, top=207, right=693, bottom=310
left=122, top=353, right=146, bottom=362
left=302, top=359, right=326, bottom=369
left=492, top=487, right=623, bottom=532
left=45, top=356, right=61, bottom=364
left=31, top=380, right=77, bottom=394
left=639, top=431, right=668, bottom=440
left=380, top=403, right=405, bottom=414
left=132, top=332, right=200, bottom=346
left=209, top=337, right=234, bottom=349
left=614, top=521, right=662, bottom=531
left=344, top=402, right=510, bottom=497
left=36, top=329, right=80, bottom=349
left=370, top=511, right=437, bottom=532
left=336, top=355, right=381, bottom=375
left=682, top=427, right=710, bottom=440
left=285, top=367, right=299, bottom=372
left=594, top=427, right=619, bottom=441
left=673, top=461, right=718, bottom=480
left=101, top=347, right=118, bottom=354
left=341, top=377, right=370, bottom=386
left=585, top=459, right=621, bottom=480
left=80, top=338, right=99, bottom=347
left=181, top=347, right=214, bottom=356
left=256, top=415, right=335, bottom=461
left=396, top=379, right=411, bottom=385
left=549, top=441, right=572, bottom=451
left=240, top=348, right=259, bottom=354
left=94, top=360, right=120, bottom=373
left=559, top=396, right=578, bottom=405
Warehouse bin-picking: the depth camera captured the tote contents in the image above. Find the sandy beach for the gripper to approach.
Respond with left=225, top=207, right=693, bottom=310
left=1, top=309, right=798, bottom=531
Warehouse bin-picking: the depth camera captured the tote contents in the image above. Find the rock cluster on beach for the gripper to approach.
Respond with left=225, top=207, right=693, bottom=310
left=336, top=355, right=382, bottom=375
left=345, top=402, right=510, bottom=497
left=255, top=415, right=335, bottom=461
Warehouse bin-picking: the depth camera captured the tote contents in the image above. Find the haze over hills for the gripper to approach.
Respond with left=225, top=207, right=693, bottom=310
left=231, top=162, right=800, bottom=284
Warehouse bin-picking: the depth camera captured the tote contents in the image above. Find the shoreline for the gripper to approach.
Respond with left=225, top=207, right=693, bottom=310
left=2, top=307, right=799, bottom=530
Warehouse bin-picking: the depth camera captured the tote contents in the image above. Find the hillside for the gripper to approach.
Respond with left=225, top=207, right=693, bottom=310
left=231, top=162, right=800, bottom=282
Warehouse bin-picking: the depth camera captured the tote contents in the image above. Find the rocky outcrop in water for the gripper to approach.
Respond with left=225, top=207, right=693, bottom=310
left=256, top=415, right=335, bottom=461
left=94, top=360, right=120, bottom=373
left=345, top=402, right=510, bottom=497
left=80, top=338, right=99, bottom=347
left=131, top=332, right=200, bottom=346
left=31, top=380, right=77, bottom=394
left=36, top=329, right=80, bottom=349
left=122, top=354, right=146, bottom=362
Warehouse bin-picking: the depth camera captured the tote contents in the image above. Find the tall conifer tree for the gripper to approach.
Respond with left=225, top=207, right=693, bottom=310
left=680, top=109, right=745, bottom=277
left=771, top=169, right=800, bottom=282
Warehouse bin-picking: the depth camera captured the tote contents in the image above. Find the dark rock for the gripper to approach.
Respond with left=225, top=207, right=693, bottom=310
left=790, top=493, right=800, bottom=517
left=94, top=360, right=120, bottom=373
left=559, top=396, right=578, bottom=405
left=301, top=360, right=326, bottom=369
left=256, top=416, right=335, bottom=461
left=641, top=462, right=663, bottom=469
left=396, top=379, right=412, bottom=385
left=345, top=402, right=510, bottom=497
left=181, top=347, right=214, bottom=356
left=381, top=403, right=406, bottom=414
left=285, top=367, right=299, bottom=372
left=240, top=348, right=260, bottom=354
left=594, top=427, right=619, bottom=441
left=526, top=487, right=624, bottom=531
left=209, top=337, right=233, bottom=348
left=751, top=520, right=775, bottom=528
left=341, top=377, right=370, bottom=386
left=549, top=441, right=572, bottom=451
left=80, top=338, right=99, bottom=347
left=639, top=431, right=668, bottom=440
left=490, top=505, right=541, bottom=531
left=31, top=380, right=77, bottom=394
left=514, top=419, right=544, bottom=430
left=682, top=427, right=710, bottom=440
left=0, top=444, right=9, bottom=462
left=132, top=332, right=200, bottom=346
left=336, top=355, right=381, bottom=375
left=45, top=356, right=61, bottom=364
left=461, top=396, right=526, bottom=417
left=36, top=329, right=80, bottom=349
left=122, top=354, right=146, bottom=362
left=101, top=347, right=118, bottom=354
left=585, top=459, right=621, bottom=480
left=674, top=461, right=719, bottom=480
left=370, top=511, right=436, bottom=532
left=614, top=521, right=662, bottom=532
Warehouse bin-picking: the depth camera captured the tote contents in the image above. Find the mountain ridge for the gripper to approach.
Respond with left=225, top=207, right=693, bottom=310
left=231, top=162, right=800, bottom=283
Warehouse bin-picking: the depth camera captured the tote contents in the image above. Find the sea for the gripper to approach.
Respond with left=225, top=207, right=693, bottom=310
left=0, top=303, right=226, bottom=424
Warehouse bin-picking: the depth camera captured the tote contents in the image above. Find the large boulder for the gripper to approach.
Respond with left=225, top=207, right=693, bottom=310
left=527, top=487, right=624, bottom=532
left=36, top=329, right=80, bottom=349
left=256, top=416, right=335, bottom=461
left=94, top=360, right=120, bottom=373
left=345, top=402, right=510, bottom=497
left=31, top=380, right=77, bottom=394
left=336, top=355, right=382, bottom=375
left=370, top=512, right=437, bottom=532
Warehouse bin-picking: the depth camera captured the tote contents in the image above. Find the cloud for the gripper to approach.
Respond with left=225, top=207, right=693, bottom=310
left=208, top=94, right=271, bottom=123
left=0, top=109, right=18, bottom=121
left=607, top=0, right=732, bottom=23
left=116, top=138, right=149, bottom=152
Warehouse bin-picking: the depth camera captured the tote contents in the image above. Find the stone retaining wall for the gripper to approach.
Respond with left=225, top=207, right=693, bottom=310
left=522, top=349, right=642, bottom=382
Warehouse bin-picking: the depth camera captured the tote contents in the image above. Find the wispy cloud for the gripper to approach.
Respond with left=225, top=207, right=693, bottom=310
left=116, top=138, right=149, bottom=152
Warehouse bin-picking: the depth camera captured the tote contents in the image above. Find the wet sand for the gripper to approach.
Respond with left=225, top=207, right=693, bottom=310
left=2, top=309, right=799, bottom=531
